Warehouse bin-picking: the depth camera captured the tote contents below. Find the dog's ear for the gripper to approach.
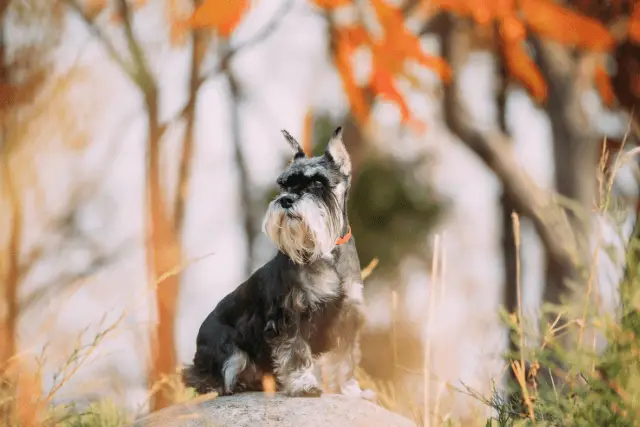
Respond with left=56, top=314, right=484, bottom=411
left=324, top=126, right=351, bottom=175
left=281, top=130, right=306, bottom=160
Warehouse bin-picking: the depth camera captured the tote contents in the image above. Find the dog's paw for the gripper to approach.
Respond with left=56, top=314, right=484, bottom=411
left=289, top=386, right=323, bottom=398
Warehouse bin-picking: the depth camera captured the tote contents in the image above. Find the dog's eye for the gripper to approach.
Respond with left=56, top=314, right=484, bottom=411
left=309, top=175, right=327, bottom=187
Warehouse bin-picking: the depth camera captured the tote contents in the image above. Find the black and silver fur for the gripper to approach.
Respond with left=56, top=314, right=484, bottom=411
left=182, top=127, right=372, bottom=398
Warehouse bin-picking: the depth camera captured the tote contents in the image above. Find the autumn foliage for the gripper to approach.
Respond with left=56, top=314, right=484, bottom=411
left=186, top=0, right=249, bottom=37
left=186, top=0, right=638, bottom=128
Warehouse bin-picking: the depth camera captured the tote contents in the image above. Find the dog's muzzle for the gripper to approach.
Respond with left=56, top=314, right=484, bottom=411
left=278, top=195, right=297, bottom=209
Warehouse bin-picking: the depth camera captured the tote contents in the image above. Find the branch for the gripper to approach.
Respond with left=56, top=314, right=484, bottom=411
left=174, top=0, right=208, bottom=233
left=439, top=15, right=581, bottom=277
left=418, top=11, right=450, bottom=36
left=226, top=68, right=256, bottom=277
left=19, top=237, right=134, bottom=312
left=116, top=0, right=155, bottom=90
left=64, top=0, right=137, bottom=81
left=0, top=0, right=10, bottom=19
left=198, top=0, right=294, bottom=84
left=162, top=0, right=294, bottom=132
left=44, top=310, right=126, bottom=403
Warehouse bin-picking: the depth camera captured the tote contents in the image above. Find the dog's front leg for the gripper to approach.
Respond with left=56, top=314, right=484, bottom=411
left=319, top=293, right=377, bottom=401
left=272, top=334, right=322, bottom=397
left=318, top=333, right=366, bottom=397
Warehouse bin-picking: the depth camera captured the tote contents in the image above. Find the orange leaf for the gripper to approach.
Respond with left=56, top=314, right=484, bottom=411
left=501, top=15, right=526, bottom=42
left=334, top=31, right=371, bottom=125
left=371, top=63, right=427, bottom=133
left=415, top=54, right=453, bottom=83
left=470, top=0, right=494, bottom=26
left=520, top=0, right=615, bottom=51
left=170, top=20, right=189, bottom=46
left=371, top=63, right=411, bottom=122
left=433, top=0, right=472, bottom=17
left=342, top=25, right=370, bottom=48
left=187, top=0, right=250, bottom=38
left=167, top=0, right=189, bottom=46
left=84, top=0, right=107, bottom=17
left=595, top=63, right=615, bottom=107
left=436, top=0, right=514, bottom=22
left=370, top=0, right=404, bottom=32
left=370, top=0, right=451, bottom=82
left=502, top=36, right=547, bottom=102
left=309, top=0, right=351, bottom=9
left=491, top=0, right=515, bottom=20
left=630, top=3, right=640, bottom=43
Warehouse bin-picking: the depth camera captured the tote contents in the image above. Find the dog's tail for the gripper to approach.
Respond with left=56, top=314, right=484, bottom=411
left=182, top=361, right=222, bottom=395
left=182, top=343, right=248, bottom=395
left=181, top=363, right=219, bottom=395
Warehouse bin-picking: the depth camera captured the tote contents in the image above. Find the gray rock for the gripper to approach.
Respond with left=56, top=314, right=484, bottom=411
left=132, top=392, right=417, bottom=427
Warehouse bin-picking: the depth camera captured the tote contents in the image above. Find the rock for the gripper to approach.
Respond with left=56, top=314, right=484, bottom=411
left=132, top=392, right=417, bottom=427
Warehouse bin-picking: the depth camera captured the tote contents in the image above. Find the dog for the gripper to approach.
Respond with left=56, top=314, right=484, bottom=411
left=182, top=127, right=372, bottom=398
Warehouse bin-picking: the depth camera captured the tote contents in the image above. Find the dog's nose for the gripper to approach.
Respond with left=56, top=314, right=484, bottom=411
left=279, top=196, right=294, bottom=209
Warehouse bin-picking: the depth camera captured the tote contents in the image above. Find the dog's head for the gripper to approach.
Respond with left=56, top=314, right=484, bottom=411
left=262, top=127, right=352, bottom=264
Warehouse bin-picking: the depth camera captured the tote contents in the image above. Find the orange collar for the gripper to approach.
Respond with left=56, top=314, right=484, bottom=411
left=335, top=226, right=352, bottom=246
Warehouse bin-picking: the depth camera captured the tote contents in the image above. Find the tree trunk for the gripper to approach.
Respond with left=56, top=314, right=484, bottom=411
left=0, top=159, right=19, bottom=373
left=494, top=26, right=519, bottom=327
left=533, top=39, right=596, bottom=342
left=174, top=1, right=207, bottom=232
left=146, top=89, right=182, bottom=412
left=226, top=71, right=256, bottom=277
left=0, top=5, right=16, bottom=376
left=0, top=9, right=22, bottom=420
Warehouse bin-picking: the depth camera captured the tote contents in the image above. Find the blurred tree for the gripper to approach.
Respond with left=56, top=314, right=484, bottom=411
left=0, top=0, right=131, bottom=421
left=0, top=2, right=64, bottom=421
left=0, top=0, right=58, bottom=380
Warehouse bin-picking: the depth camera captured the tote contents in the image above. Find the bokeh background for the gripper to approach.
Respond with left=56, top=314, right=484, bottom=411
left=1, top=0, right=640, bottom=424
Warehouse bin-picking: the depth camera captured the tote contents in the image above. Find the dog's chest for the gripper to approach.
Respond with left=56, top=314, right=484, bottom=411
left=294, top=265, right=342, bottom=309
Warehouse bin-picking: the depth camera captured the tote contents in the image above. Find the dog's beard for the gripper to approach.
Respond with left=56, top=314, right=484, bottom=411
left=263, top=196, right=342, bottom=264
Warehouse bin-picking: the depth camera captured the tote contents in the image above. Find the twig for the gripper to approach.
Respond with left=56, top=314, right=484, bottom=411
left=173, top=0, right=207, bottom=233
left=510, top=360, right=536, bottom=422
left=64, top=0, right=137, bottom=80
left=43, top=311, right=126, bottom=402
left=512, top=212, right=524, bottom=369
left=423, top=233, right=441, bottom=427
left=116, top=0, right=155, bottom=89
left=361, top=257, right=379, bottom=280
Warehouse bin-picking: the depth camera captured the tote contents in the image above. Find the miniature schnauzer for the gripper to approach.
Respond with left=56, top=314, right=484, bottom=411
left=182, top=127, right=372, bottom=398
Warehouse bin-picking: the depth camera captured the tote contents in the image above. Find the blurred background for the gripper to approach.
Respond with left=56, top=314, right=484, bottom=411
left=1, top=0, right=640, bottom=424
